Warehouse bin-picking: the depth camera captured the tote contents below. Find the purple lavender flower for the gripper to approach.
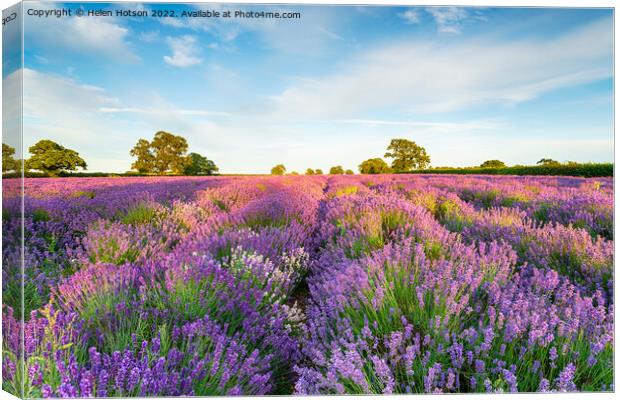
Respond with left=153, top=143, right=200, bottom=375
left=556, top=363, right=577, bottom=392
left=538, top=378, right=550, bottom=392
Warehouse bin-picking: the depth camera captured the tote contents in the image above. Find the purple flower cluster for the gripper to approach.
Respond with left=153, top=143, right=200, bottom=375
left=295, top=175, right=613, bottom=394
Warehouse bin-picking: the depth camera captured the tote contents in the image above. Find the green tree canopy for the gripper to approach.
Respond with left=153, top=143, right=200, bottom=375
left=480, top=160, right=506, bottom=168
left=329, top=165, right=345, bottom=174
left=184, top=152, right=219, bottom=176
left=271, top=164, right=286, bottom=175
left=358, top=158, right=392, bottom=174
left=314, top=169, right=324, bottom=175
left=537, top=158, right=560, bottom=166
left=130, top=131, right=189, bottom=175
left=305, top=168, right=315, bottom=175
left=151, top=131, right=189, bottom=174
left=130, top=139, right=155, bottom=173
left=345, top=169, right=354, bottom=175
left=384, top=138, right=430, bottom=172
left=25, top=140, right=87, bottom=176
left=2, top=143, right=19, bottom=172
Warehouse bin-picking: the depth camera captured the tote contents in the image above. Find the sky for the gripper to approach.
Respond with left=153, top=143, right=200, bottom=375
left=3, top=2, right=614, bottom=173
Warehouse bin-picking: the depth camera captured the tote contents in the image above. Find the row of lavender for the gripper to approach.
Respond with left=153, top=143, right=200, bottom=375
left=2, top=174, right=614, bottom=396
left=296, top=175, right=613, bottom=393
left=3, top=176, right=323, bottom=396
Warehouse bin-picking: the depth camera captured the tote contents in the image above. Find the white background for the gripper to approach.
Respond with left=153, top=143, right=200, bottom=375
left=0, top=1, right=617, bottom=399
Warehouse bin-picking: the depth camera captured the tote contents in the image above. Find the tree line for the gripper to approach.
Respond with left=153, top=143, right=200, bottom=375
left=130, top=131, right=218, bottom=176
left=2, top=134, right=604, bottom=177
left=3, top=140, right=87, bottom=176
left=270, top=138, right=431, bottom=175
left=270, top=165, right=355, bottom=176
left=2, top=131, right=219, bottom=176
left=411, top=162, right=612, bottom=178
left=269, top=138, right=586, bottom=176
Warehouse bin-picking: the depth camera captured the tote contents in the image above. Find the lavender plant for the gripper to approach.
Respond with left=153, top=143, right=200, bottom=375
left=1, top=174, right=614, bottom=396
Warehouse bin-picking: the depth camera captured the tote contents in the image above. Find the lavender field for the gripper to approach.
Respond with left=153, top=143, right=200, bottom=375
left=1, top=174, right=614, bottom=396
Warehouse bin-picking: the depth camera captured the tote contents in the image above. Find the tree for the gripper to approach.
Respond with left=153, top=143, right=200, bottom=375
left=329, top=165, right=345, bottom=174
left=289, top=171, right=299, bottom=175
left=2, top=143, right=18, bottom=172
left=130, top=139, right=155, bottom=173
left=271, top=164, right=286, bottom=175
left=384, top=138, right=430, bottom=172
left=184, top=152, right=219, bottom=176
left=151, top=131, right=189, bottom=174
left=314, top=169, right=323, bottom=175
left=358, top=158, right=391, bottom=174
left=305, top=168, right=315, bottom=175
left=480, top=160, right=506, bottom=168
left=345, top=169, right=354, bottom=175
left=130, top=131, right=189, bottom=175
left=537, top=158, right=560, bottom=166
left=25, top=140, right=87, bottom=176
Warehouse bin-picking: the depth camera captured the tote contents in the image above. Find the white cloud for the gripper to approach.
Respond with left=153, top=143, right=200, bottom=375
left=25, top=2, right=139, bottom=62
left=71, top=18, right=136, bottom=59
left=18, top=68, right=228, bottom=172
left=160, top=4, right=348, bottom=55
left=336, top=119, right=502, bottom=132
left=2, top=69, right=22, bottom=150
left=22, top=69, right=120, bottom=118
left=270, top=17, right=612, bottom=118
left=158, top=4, right=241, bottom=42
left=17, top=69, right=210, bottom=171
left=163, top=36, right=203, bottom=67
left=399, top=9, right=421, bottom=24
left=139, top=30, right=159, bottom=43
left=425, top=7, right=470, bottom=34
left=99, top=107, right=231, bottom=117
left=18, top=68, right=127, bottom=171
left=34, top=55, right=50, bottom=64
left=316, top=26, right=344, bottom=40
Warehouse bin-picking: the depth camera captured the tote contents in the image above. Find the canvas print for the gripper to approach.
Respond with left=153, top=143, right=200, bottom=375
left=1, top=1, right=614, bottom=398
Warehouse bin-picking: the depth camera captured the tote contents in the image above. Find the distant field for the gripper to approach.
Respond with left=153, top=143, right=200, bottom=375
left=2, top=162, right=612, bottom=179
left=406, top=163, right=613, bottom=177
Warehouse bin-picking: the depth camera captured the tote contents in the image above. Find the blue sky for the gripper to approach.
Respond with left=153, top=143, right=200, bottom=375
left=7, top=2, right=614, bottom=173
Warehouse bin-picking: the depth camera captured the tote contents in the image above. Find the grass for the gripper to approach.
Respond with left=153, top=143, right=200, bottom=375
left=71, top=190, right=96, bottom=199
left=32, top=208, right=51, bottom=223
left=120, top=203, right=160, bottom=225
left=334, top=186, right=359, bottom=197
left=88, top=235, right=140, bottom=265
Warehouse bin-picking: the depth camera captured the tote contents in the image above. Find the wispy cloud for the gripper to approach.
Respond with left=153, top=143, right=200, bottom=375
left=19, top=68, right=229, bottom=172
left=34, top=55, right=50, bottom=64
left=425, top=7, right=470, bottom=34
left=159, top=4, right=348, bottom=55
left=316, top=26, right=344, bottom=41
left=270, top=17, right=612, bottom=118
left=399, top=9, right=421, bottom=24
left=22, top=69, right=119, bottom=118
left=19, top=68, right=127, bottom=171
left=25, top=2, right=139, bottom=62
left=335, top=119, right=502, bottom=131
left=139, top=30, right=159, bottom=43
left=164, top=35, right=202, bottom=67
left=19, top=6, right=613, bottom=172
left=99, top=107, right=232, bottom=117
